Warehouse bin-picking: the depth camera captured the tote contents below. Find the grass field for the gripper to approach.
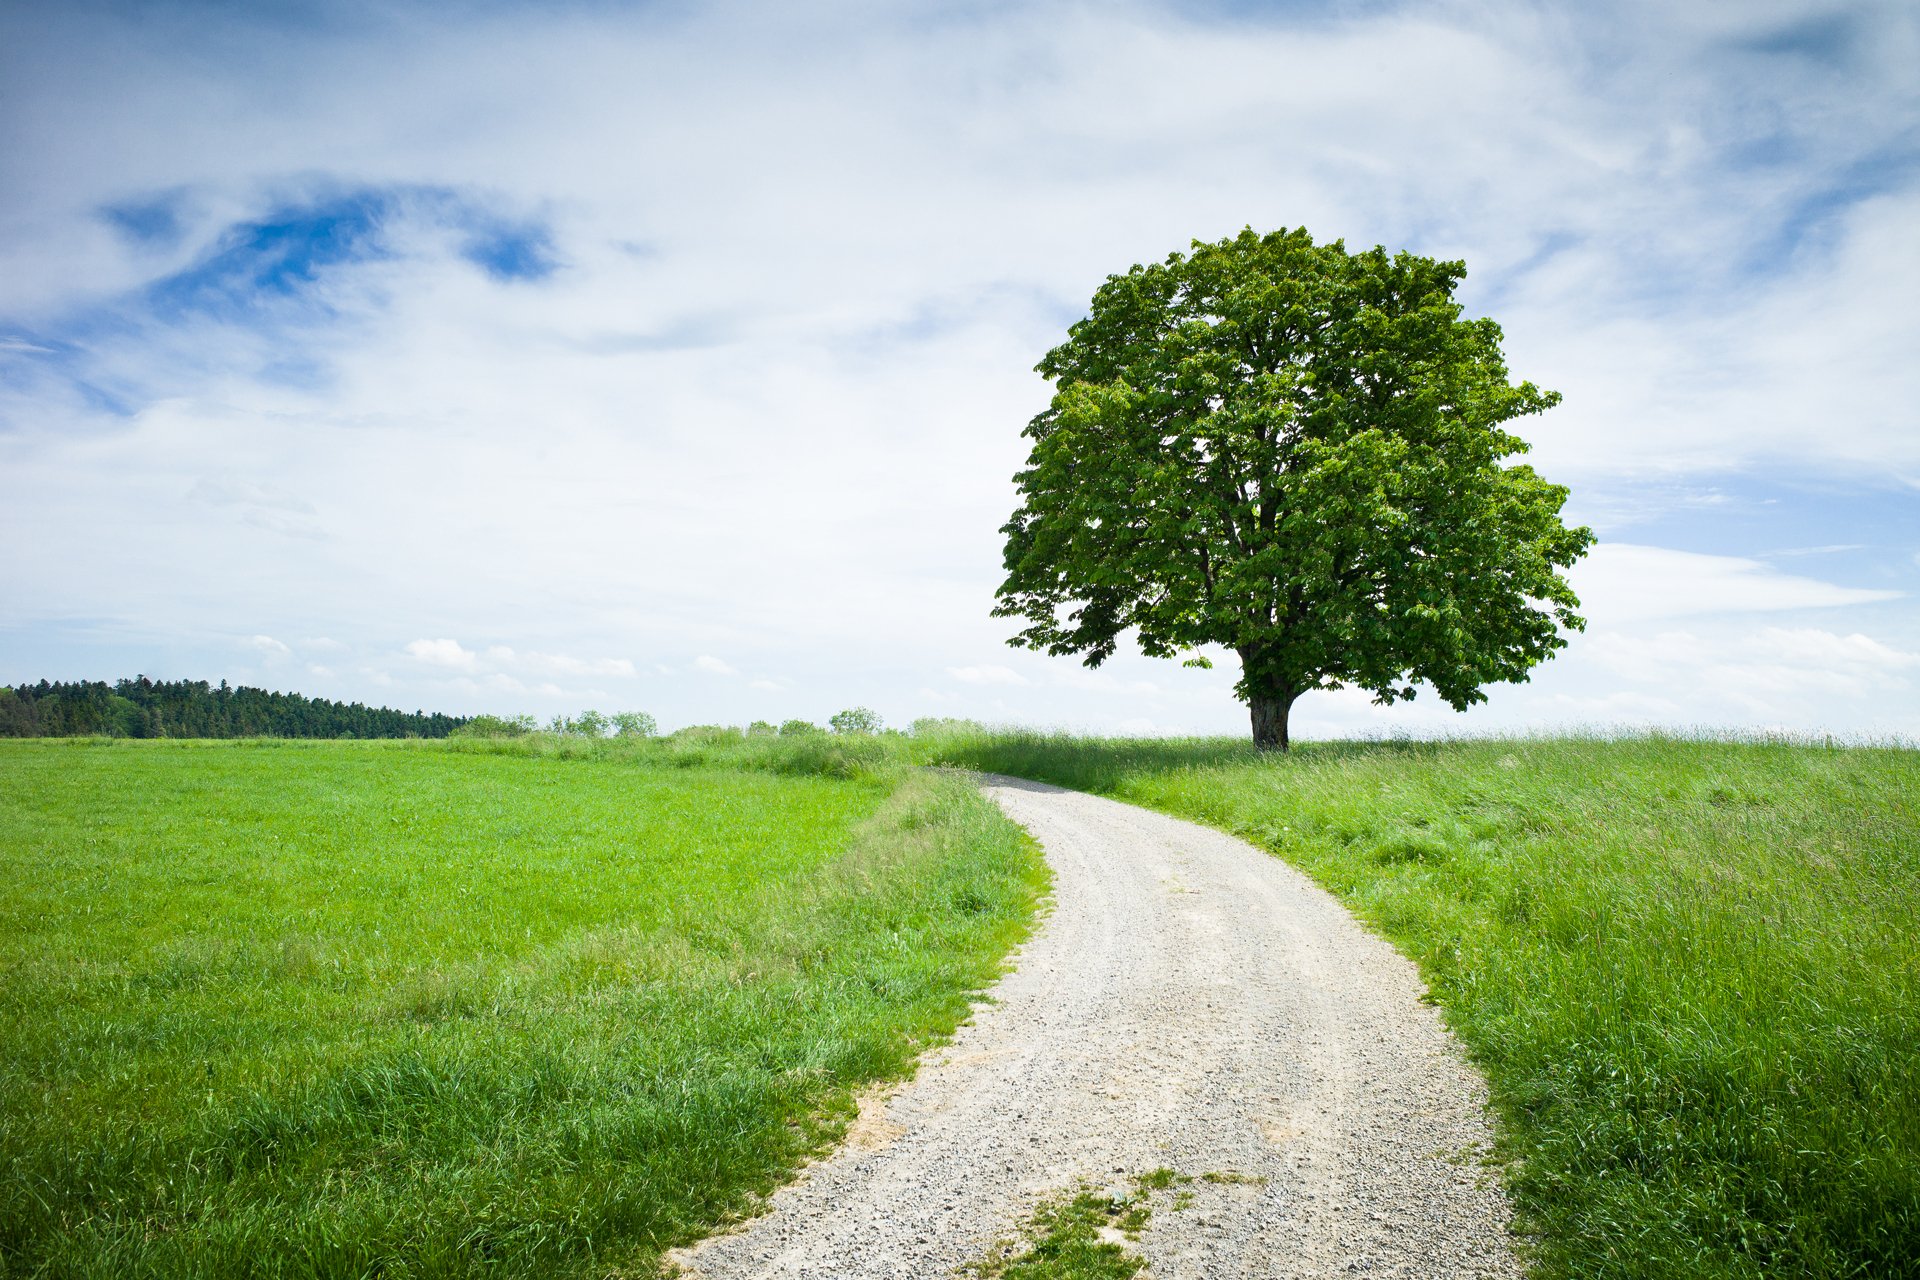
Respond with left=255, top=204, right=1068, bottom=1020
left=929, top=731, right=1919, bottom=1280
left=0, top=737, right=1045, bottom=1278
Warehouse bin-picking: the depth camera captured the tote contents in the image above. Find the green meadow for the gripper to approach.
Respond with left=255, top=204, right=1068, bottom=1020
left=927, top=731, right=1920, bottom=1279
left=0, top=736, right=1045, bottom=1278
left=7, top=729, right=1916, bottom=1280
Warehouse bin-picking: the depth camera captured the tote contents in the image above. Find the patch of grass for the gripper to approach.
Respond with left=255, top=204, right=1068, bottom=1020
left=928, top=730, right=1920, bottom=1280
left=962, top=1170, right=1187, bottom=1279
left=0, top=739, right=1046, bottom=1278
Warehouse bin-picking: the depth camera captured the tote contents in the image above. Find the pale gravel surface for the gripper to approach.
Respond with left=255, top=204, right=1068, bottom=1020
left=670, top=775, right=1524, bottom=1279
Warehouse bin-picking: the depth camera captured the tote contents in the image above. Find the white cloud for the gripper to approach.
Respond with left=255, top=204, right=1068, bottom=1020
left=1, top=1, right=1916, bottom=735
left=1588, top=626, right=1920, bottom=719
left=404, top=640, right=633, bottom=680
left=244, top=634, right=290, bottom=656
left=405, top=637, right=482, bottom=671
left=520, top=650, right=637, bottom=678
left=947, top=664, right=1029, bottom=686
left=1052, top=666, right=1162, bottom=695
left=748, top=677, right=785, bottom=691
left=1572, top=544, right=1901, bottom=624
left=694, top=655, right=739, bottom=677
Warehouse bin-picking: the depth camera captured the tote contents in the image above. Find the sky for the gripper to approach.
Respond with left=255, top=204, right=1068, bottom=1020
left=2, top=0, right=1917, bottom=740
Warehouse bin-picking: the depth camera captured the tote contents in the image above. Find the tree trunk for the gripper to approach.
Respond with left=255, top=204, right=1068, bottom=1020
left=1249, top=689, right=1296, bottom=752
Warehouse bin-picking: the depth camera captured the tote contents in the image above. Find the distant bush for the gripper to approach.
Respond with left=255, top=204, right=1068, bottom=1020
left=450, top=714, right=536, bottom=739
left=611, top=711, right=657, bottom=738
left=542, top=711, right=623, bottom=738
left=830, top=707, right=883, bottom=735
left=779, top=719, right=822, bottom=737
left=746, top=720, right=777, bottom=737
left=911, top=717, right=984, bottom=737
left=671, top=725, right=741, bottom=745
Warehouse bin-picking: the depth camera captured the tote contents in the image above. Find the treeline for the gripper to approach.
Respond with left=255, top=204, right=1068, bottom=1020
left=0, top=678, right=468, bottom=740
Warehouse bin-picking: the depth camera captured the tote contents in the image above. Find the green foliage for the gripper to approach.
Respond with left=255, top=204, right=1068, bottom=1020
left=452, top=713, right=538, bottom=739
left=830, top=706, right=884, bottom=735
left=612, top=710, right=659, bottom=738
left=779, top=718, right=822, bottom=737
left=913, top=716, right=985, bottom=736
left=0, top=676, right=466, bottom=739
left=0, top=739, right=1047, bottom=1279
left=995, top=227, right=1593, bottom=747
left=928, top=729, right=1920, bottom=1279
left=746, top=719, right=777, bottom=736
left=545, top=711, right=613, bottom=737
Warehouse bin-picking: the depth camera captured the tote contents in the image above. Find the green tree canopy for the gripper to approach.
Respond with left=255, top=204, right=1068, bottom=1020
left=994, top=227, right=1594, bottom=749
left=829, top=706, right=884, bottom=735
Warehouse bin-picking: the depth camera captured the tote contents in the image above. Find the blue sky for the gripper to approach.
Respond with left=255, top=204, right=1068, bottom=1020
left=2, top=0, right=1917, bottom=738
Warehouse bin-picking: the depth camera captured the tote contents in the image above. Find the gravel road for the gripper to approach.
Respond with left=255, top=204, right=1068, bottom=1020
left=671, top=775, right=1523, bottom=1278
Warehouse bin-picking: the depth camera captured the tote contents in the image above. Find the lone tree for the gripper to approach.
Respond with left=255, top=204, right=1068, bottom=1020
left=995, top=227, right=1594, bottom=750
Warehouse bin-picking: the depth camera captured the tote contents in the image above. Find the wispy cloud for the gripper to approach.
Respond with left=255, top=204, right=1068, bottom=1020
left=1572, top=544, right=1901, bottom=624
left=947, top=664, right=1028, bottom=686
left=406, top=637, right=482, bottom=672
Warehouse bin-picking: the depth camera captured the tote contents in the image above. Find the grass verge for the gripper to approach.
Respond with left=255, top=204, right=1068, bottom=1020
left=0, top=738, right=1045, bottom=1278
left=927, top=730, right=1920, bottom=1280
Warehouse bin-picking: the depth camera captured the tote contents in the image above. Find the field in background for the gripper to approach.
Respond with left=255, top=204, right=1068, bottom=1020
left=926, top=730, right=1919, bottom=1279
left=0, top=737, right=1045, bottom=1279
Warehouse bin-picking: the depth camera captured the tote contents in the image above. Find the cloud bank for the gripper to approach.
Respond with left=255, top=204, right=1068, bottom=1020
left=1, top=0, right=1915, bottom=737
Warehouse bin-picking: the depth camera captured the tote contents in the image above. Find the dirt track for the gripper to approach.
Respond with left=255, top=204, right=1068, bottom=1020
left=672, top=775, right=1522, bottom=1278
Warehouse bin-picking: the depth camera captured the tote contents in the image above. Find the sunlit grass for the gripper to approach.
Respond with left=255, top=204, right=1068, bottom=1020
left=928, top=730, right=1920, bottom=1279
left=0, top=738, right=1046, bottom=1278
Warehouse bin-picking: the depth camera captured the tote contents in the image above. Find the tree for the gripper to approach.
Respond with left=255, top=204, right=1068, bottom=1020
left=994, top=227, right=1594, bottom=750
left=611, top=711, right=658, bottom=738
left=829, top=706, right=883, bottom=735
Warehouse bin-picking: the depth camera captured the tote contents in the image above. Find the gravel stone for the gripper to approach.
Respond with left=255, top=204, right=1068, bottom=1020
left=669, top=776, right=1523, bottom=1278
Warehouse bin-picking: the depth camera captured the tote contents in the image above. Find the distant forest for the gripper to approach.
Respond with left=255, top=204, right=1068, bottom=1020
left=0, top=678, right=468, bottom=739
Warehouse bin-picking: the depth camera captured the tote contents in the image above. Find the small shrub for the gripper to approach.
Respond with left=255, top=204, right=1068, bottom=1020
left=779, top=719, right=822, bottom=737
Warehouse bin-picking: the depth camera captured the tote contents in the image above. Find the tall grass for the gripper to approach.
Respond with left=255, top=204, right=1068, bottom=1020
left=0, top=738, right=1045, bottom=1278
left=928, top=729, right=1920, bottom=1279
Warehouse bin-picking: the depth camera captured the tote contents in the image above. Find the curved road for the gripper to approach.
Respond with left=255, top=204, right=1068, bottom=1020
left=672, top=776, right=1522, bottom=1278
